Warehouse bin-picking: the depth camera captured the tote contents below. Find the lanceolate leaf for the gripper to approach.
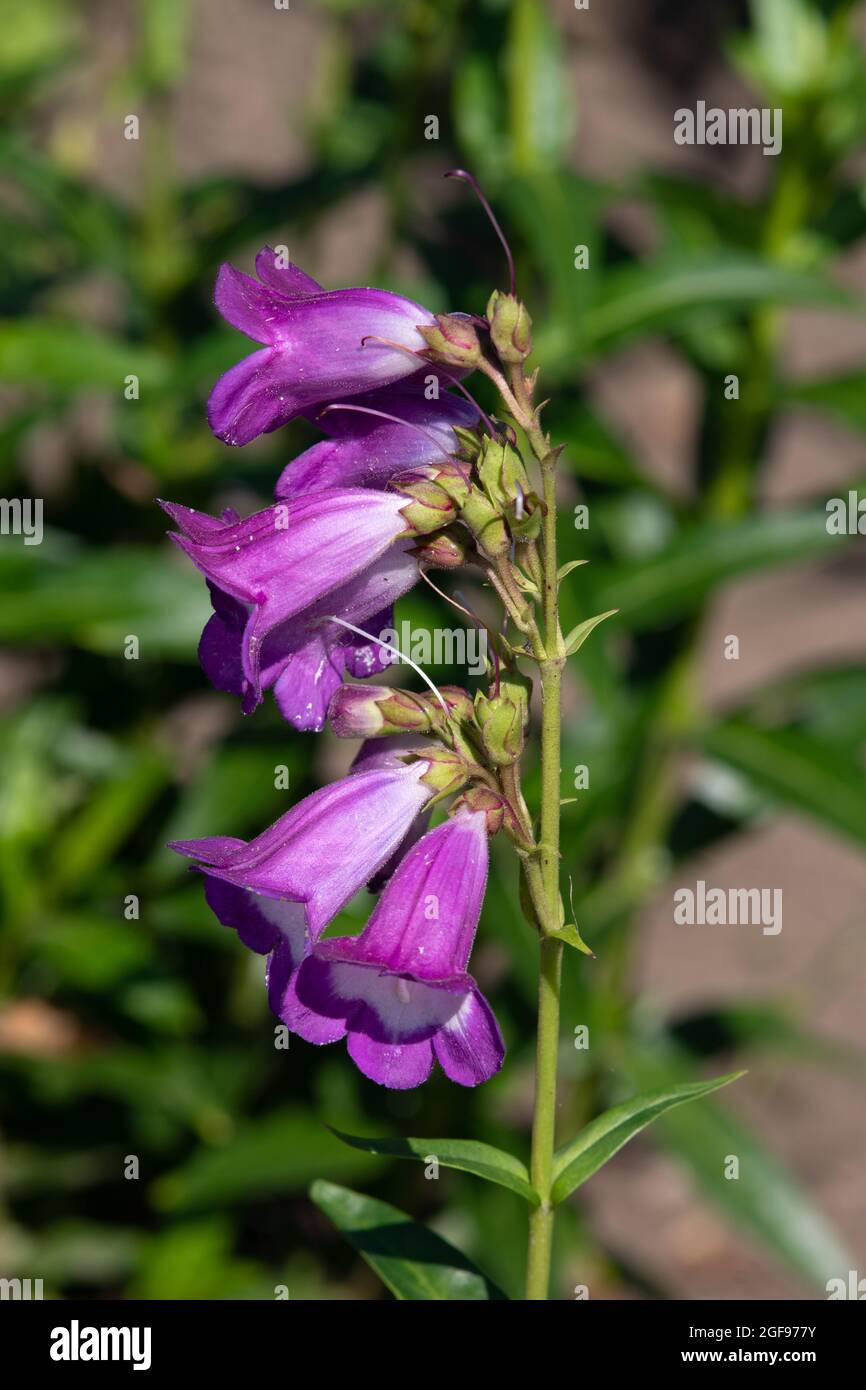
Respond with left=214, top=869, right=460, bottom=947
left=328, top=1128, right=538, bottom=1205
left=628, top=1045, right=855, bottom=1290
left=594, top=508, right=846, bottom=628
left=702, top=719, right=866, bottom=848
left=551, top=1073, right=743, bottom=1205
left=582, top=254, right=853, bottom=350
left=310, top=1180, right=507, bottom=1300
left=563, top=609, right=618, bottom=657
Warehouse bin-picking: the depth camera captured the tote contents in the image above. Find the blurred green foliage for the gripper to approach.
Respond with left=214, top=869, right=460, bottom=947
left=0, top=0, right=864, bottom=1299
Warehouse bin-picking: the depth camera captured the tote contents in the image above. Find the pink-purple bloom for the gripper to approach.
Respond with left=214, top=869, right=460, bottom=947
left=274, top=810, right=504, bottom=1089
left=161, top=490, right=419, bottom=727
left=170, top=754, right=434, bottom=978
left=167, top=247, right=504, bottom=1090
left=208, top=250, right=443, bottom=445
left=275, top=382, right=478, bottom=497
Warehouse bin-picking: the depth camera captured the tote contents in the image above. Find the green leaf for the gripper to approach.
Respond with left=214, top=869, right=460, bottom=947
left=0, top=319, right=169, bottom=391
left=628, top=1043, right=855, bottom=1289
left=552, top=1072, right=743, bottom=1205
left=153, top=1110, right=379, bottom=1211
left=785, top=373, right=866, bottom=433
left=506, top=0, right=573, bottom=173
left=328, top=1128, right=538, bottom=1205
left=702, top=718, right=866, bottom=848
left=583, top=254, right=853, bottom=351
left=310, top=1180, right=507, bottom=1300
left=547, top=921, right=596, bottom=958
left=557, top=559, right=589, bottom=582
left=0, top=534, right=211, bottom=657
left=563, top=609, right=618, bottom=656
left=595, top=508, right=844, bottom=628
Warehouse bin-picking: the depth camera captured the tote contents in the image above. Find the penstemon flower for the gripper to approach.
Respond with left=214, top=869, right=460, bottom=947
left=275, top=380, right=479, bottom=498
left=168, top=173, right=738, bottom=1300
left=280, top=808, right=503, bottom=1090
left=170, top=751, right=436, bottom=970
left=208, top=250, right=465, bottom=445
left=161, top=489, right=432, bottom=724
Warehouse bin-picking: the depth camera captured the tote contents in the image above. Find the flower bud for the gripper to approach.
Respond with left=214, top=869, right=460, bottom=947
left=417, top=744, right=471, bottom=797
left=393, top=473, right=458, bottom=535
left=419, top=313, right=482, bottom=369
left=438, top=684, right=475, bottom=722
left=413, top=526, right=469, bottom=570
left=474, top=691, right=524, bottom=766
left=486, top=291, right=532, bottom=364
left=460, top=486, right=510, bottom=559
left=329, top=685, right=435, bottom=738
left=477, top=436, right=529, bottom=509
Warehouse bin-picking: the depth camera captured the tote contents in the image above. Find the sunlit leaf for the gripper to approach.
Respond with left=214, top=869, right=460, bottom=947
left=310, top=1180, right=507, bottom=1300
left=329, top=1128, right=538, bottom=1205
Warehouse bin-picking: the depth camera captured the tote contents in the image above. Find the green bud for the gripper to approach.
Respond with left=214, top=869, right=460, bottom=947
left=477, top=436, right=529, bottom=509
left=419, top=314, right=482, bottom=368
left=394, top=474, right=458, bottom=535
left=417, top=744, right=471, bottom=797
left=486, top=290, right=532, bottom=364
left=329, top=685, right=434, bottom=738
left=452, top=425, right=484, bottom=463
left=438, top=685, right=475, bottom=722
left=474, top=690, right=524, bottom=766
left=429, top=459, right=471, bottom=508
left=413, top=526, right=469, bottom=570
left=460, top=486, right=511, bottom=559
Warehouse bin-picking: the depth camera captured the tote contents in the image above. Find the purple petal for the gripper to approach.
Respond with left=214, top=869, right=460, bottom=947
left=209, top=287, right=437, bottom=443
left=338, top=811, right=489, bottom=978
left=203, top=877, right=307, bottom=959
left=276, top=387, right=478, bottom=498
left=432, top=989, right=505, bottom=1086
left=170, top=763, right=432, bottom=941
left=342, top=604, right=394, bottom=679
left=198, top=604, right=246, bottom=696
left=254, top=248, right=324, bottom=298
left=272, top=632, right=346, bottom=731
left=206, top=347, right=290, bottom=445
left=266, top=943, right=348, bottom=1042
left=347, top=1032, right=434, bottom=1090
left=349, top=733, right=430, bottom=775
left=215, top=264, right=298, bottom=345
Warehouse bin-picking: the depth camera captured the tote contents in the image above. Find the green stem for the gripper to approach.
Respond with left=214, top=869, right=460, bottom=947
left=526, top=933, right=563, bottom=1299
left=484, top=356, right=567, bottom=1297
left=528, top=415, right=566, bottom=1299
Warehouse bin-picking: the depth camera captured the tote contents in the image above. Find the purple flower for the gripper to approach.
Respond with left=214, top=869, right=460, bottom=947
left=275, top=382, right=478, bottom=498
left=276, top=810, right=504, bottom=1090
left=161, top=489, right=418, bottom=722
left=208, top=248, right=442, bottom=445
left=170, top=754, right=434, bottom=978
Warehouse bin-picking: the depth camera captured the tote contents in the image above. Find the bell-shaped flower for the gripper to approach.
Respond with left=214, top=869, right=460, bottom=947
left=170, top=753, right=434, bottom=982
left=275, top=382, right=478, bottom=498
left=197, top=555, right=414, bottom=730
left=281, top=809, right=504, bottom=1090
left=208, top=248, right=443, bottom=445
left=161, top=489, right=418, bottom=719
